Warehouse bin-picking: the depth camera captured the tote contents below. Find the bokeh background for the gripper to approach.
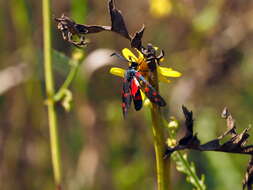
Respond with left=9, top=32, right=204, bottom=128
left=1, top=0, right=253, bottom=189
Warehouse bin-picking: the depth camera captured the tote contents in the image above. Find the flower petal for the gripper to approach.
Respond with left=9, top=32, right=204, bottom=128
left=158, top=73, right=171, bottom=83
left=140, top=90, right=146, bottom=100
left=122, top=48, right=138, bottom=62
left=158, top=66, right=182, bottom=77
left=136, top=49, right=144, bottom=60
left=144, top=98, right=151, bottom=107
left=110, top=67, right=125, bottom=78
left=140, top=90, right=151, bottom=107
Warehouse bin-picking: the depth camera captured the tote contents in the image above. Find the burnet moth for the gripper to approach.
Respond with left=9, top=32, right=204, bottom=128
left=112, top=52, right=166, bottom=117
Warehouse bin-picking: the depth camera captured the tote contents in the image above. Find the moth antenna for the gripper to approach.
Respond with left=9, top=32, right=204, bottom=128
left=111, top=52, right=128, bottom=62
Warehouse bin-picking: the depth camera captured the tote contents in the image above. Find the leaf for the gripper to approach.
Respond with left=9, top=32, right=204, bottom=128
left=108, top=0, right=131, bottom=40
left=52, top=49, right=77, bottom=75
left=55, top=14, right=110, bottom=47
left=178, top=106, right=200, bottom=147
left=165, top=106, right=253, bottom=190
left=55, top=0, right=132, bottom=47
left=131, top=25, right=145, bottom=50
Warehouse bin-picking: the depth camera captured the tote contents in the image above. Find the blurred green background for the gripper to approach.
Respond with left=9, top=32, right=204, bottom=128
left=1, top=0, right=253, bottom=189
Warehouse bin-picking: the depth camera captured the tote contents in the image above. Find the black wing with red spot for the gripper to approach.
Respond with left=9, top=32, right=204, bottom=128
left=122, top=77, right=132, bottom=118
left=130, top=76, right=142, bottom=111
left=121, top=69, right=144, bottom=118
left=133, top=88, right=142, bottom=111
left=134, top=72, right=166, bottom=107
left=121, top=69, right=165, bottom=118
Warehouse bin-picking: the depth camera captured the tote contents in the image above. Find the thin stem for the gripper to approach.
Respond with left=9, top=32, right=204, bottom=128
left=54, top=63, right=79, bottom=101
left=149, top=70, right=171, bottom=190
left=176, top=151, right=204, bottom=190
left=167, top=118, right=205, bottom=190
left=42, top=0, right=62, bottom=188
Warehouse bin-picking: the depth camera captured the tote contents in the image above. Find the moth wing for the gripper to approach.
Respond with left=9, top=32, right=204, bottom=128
left=134, top=72, right=166, bottom=107
left=122, top=77, right=132, bottom=118
left=133, top=88, right=142, bottom=111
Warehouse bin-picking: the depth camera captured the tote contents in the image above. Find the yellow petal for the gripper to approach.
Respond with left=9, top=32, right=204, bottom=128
left=122, top=48, right=138, bottom=62
left=110, top=67, right=125, bottom=78
left=140, top=90, right=151, bottom=107
left=158, top=73, right=171, bottom=83
left=136, top=49, right=144, bottom=60
left=140, top=90, right=146, bottom=100
left=158, top=66, right=182, bottom=77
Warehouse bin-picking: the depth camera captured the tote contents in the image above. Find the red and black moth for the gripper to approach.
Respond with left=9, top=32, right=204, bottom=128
left=122, top=62, right=166, bottom=118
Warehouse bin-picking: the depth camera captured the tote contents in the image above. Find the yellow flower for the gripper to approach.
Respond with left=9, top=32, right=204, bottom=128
left=150, top=0, right=172, bottom=18
left=110, top=48, right=181, bottom=108
left=110, top=48, right=181, bottom=83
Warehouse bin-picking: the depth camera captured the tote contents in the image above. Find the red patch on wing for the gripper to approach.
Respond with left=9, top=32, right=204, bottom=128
left=135, top=72, right=141, bottom=77
left=131, top=79, right=139, bottom=96
left=134, top=94, right=142, bottom=100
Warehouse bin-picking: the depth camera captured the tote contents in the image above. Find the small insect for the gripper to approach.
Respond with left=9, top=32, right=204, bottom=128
left=141, top=43, right=165, bottom=72
left=121, top=61, right=166, bottom=118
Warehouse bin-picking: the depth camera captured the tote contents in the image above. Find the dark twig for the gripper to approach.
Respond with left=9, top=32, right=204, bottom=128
left=165, top=106, right=253, bottom=190
left=243, top=156, right=253, bottom=190
left=55, top=0, right=145, bottom=50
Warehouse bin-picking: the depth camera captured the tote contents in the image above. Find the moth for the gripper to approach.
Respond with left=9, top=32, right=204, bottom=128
left=121, top=61, right=166, bottom=117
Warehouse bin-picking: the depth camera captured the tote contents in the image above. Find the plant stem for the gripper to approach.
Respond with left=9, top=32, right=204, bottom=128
left=54, top=63, right=79, bottom=101
left=150, top=71, right=171, bottom=190
left=151, top=104, right=171, bottom=190
left=176, top=151, right=205, bottom=190
left=42, top=0, right=62, bottom=188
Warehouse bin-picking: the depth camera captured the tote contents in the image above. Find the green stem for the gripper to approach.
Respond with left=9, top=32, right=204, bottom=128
left=54, top=63, right=79, bottom=101
left=150, top=71, right=171, bottom=190
left=151, top=105, right=171, bottom=190
left=176, top=151, right=204, bottom=190
left=167, top=119, right=205, bottom=190
left=42, top=0, right=62, bottom=188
